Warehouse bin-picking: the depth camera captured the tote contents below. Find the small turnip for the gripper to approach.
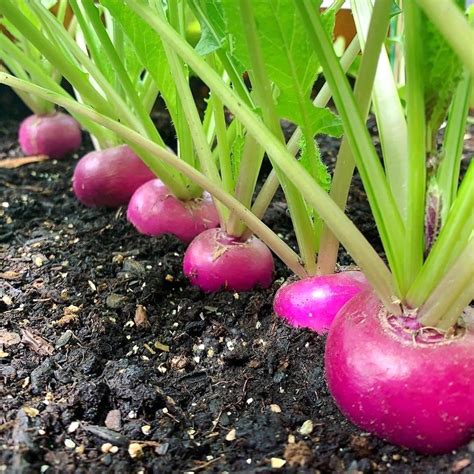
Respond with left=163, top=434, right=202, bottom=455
left=72, top=145, right=155, bottom=207
left=183, top=228, right=274, bottom=292
left=325, top=290, right=474, bottom=453
left=19, top=112, right=82, bottom=158
left=273, top=271, right=369, bottom=334
left=127, top=179, right=219, bottom=243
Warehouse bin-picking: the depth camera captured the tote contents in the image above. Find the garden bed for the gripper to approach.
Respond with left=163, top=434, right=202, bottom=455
left=1, top=88, right=473, bottom=473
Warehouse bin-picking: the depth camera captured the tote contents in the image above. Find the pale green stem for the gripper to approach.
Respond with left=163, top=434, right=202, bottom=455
left=351, top=0, right=409, bottom=221
left=297, top=0, right=406, bottom=289
left=208, top=57, right=233, bottom=195
left=157, top=8, right=228, bottom=223
left=437, top=71, right=471, bottom=223
left=403, top=0, right=426, bottom=296
left=238, top=0, right=317, bottom=274
left=418, top=240, right=474, bottom=329
left=407, top=161, right=474, bottom=307
left=318, top=0, right=393, bottom=276
left=227, top=133, right=265, bottom=237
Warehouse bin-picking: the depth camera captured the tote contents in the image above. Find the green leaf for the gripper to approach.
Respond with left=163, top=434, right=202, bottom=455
left=221, top=0, right=335, bottom=135
left=192, top=0, right=226, bottom=56
left=100, top=0, right=176, bottom=107
left=420, top=0, right=465, bottom=137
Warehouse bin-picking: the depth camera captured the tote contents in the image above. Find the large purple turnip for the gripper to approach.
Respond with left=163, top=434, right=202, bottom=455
left=19, top=112, right=82, bottom=158
left=325, top=290, right=474, bottom=454
left=273, top=271, right=369, bottom=334
left=183, top=228, right=274, bottom=292
left=72, top=145, right=155, bottom=207
left=127, top=179, right=219, bottom=243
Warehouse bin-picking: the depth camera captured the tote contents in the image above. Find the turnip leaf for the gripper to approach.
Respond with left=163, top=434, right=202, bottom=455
left=191, top=0, right=226, bottom=56
left=100, top=0, right=176, bottom=107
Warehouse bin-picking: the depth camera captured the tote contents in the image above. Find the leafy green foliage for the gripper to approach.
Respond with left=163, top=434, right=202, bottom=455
left=189, top=0, right=227, bottom=56
left=217, top=0, right=340, bottom=197
left=420, top=0, right=465, bottom=139
left=100, top=0, right=176, bottom=107
left=221, top=1, right=336, bottom=133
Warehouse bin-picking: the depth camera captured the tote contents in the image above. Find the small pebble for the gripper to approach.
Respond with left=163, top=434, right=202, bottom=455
left=299, top=420, right=313, bottom=436
left=64, top=439, right=76, bottom=449
left=134, top=305, right=149, bottom=327
left=106, top=294, right=126, bottom=309
left=225, top=429, right=236, bottom=441
left=101, top=443, right=113, bottom=453
left=23, top=407, right=39, bottom=418
left=155, top=443, right=169, bottom=455
left=67, top=421, right=79, bottom=433
left=271, top=458, right=286, bottom=469
left=105, top=409, right=122, bottom=431
left=128, top=443, right=143, bottom=459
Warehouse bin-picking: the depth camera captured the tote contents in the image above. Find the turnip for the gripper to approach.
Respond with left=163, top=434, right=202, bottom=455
left=325, top=290, right=474, bottom=454
left=273, top=271, right=369, bottom=333
left=19, top=112, right=82, bottom=158
left=127, top=179, right=219, bottom=243
left=72, top=145, right=155, bottom=207
left=183, top=228, right=274, bottom=292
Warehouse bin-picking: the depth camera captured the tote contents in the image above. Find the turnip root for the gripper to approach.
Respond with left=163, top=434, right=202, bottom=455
left=127, top=179, right=219, bottom=243
left=183, top=228, right=274, bottom=292
left=72, top=145, right=155, bottom=207
left=19, top=112, right=82, bottom=158
left=273, top=271, right=369, bottom=334
left=325, top=290, right=474, bottom=454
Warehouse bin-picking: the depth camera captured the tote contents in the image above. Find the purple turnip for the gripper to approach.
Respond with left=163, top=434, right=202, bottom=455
left=18, top=112, right=82, bottom=158
left=183, top=228, right=274, bottom=292
left=72, top=144, right=155, bottom=207
left=325, top=290, right=474, bottom=454
left=273, top=271, right=369, bottom=334
left=127, top=179, right=219, bottom=243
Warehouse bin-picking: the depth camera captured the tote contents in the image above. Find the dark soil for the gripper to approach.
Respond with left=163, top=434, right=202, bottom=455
left=1, top=86, right=474, bottom=474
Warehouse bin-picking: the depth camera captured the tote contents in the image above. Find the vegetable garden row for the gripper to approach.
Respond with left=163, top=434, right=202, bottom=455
left=1, top=0, right=473, bottom=462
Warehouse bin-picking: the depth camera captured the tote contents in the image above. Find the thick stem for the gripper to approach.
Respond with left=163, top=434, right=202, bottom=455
left=418, top=241, right=474, bottom=329
left=296, top=0, right=405, bottom=290
left=351, top=0, right=409, bottom=221
left=76, top=0, right=165, bottom=146
left=157, top=5, right=228, bottom=223
left=407, top=161, right=474, bottom=307
left=226, top=133, right=265, bottom=237
left=238, top=0, right=317, bottom=275
left=208, top=58, right=233, bottom=195
left=437, top=71, right=471, bottom=224
left=403, top=0, right=426, bottom=295
left=318, top=0, right=393, bottom=276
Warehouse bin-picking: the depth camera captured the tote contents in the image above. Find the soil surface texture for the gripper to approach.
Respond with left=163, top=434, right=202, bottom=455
left=1, top=85, right=474, bottom=473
